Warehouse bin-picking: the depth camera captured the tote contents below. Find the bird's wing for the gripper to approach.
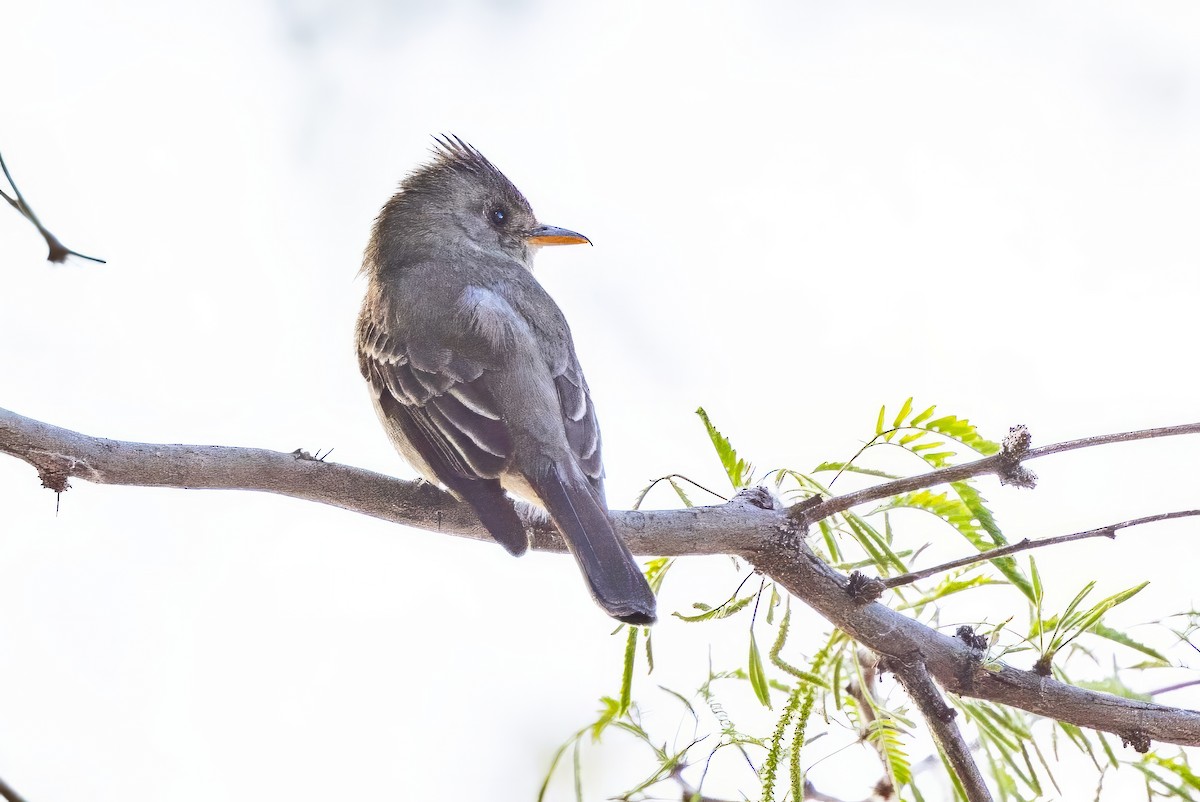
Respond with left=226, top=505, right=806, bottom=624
left=358, top=309, right=534, bottom=555
left=553, top=358, right=604, bottom=483
left=358, top=314, right=514, bottom=481
left=358, top=273, right=606, bottom=522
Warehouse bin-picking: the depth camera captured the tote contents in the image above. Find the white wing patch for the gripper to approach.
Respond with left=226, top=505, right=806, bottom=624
left=458, top=285, right=530, bottom=351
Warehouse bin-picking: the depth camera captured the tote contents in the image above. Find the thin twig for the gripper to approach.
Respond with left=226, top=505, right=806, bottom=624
left=802, top=422, right=1200, bottom=523
left=667, top=765, right=740, bottom=802
left=801, top=779, right=865, bottom=802
left=887, top=656, right=993, bottom=802
left=881, top=510, right=1200, bottom=589
left=0, top=776, right=30, bottom=802
left=0, top=151, right=105, bottom=264
left=1151, top=679, right=1200, bottom=697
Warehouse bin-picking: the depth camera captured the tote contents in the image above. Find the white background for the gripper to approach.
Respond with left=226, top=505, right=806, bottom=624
left=3, top=1, right=1199, bottom=800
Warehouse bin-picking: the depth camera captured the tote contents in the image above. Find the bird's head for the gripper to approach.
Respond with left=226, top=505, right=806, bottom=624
left=366, top=135, right=590, bottom=273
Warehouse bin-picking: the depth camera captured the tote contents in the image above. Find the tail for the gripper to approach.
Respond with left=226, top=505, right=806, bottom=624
left=455, top=480, right=529, bottom=556
left=527, top=464, right=657, bottom=625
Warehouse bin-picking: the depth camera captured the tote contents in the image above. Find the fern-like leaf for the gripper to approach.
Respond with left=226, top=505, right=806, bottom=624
left=864, top=719, right=913, bottom=785
left=696, top=407, right=753, bottom=489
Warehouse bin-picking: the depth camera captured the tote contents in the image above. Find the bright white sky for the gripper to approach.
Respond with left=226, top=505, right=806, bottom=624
left=3, top=1, right=1200, bottom=800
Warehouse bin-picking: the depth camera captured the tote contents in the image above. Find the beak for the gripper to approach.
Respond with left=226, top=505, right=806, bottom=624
left=525, top=224, right=592, bottom=247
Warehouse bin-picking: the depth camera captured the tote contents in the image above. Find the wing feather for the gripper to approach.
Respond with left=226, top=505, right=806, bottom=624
left=360, top=288, right=604, bottom=487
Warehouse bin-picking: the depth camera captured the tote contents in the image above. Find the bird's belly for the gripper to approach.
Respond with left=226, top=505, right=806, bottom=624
left=499, top=472, right=546, bottom=509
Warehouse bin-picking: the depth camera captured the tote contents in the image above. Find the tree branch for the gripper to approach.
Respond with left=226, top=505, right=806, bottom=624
left=886, top=656, right=992, bottom=802
left=752, top=535, right=1200, bottom=749
left=0, top=406, right=761, bottom=557
left=0, top=775, right=30, bottom=802
left=4, top=406, right=1200, bottom=750
left=0, top=151, right=104, bottom=264
left=803, top=422, right=1200, bottom=521
left=1152, top=679, right=1200, bottom=697
left=881, top=510, right=1200, bottom=590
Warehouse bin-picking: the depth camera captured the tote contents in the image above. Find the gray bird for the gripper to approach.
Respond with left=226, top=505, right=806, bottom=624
left=356, top=135, right=657, bottom=625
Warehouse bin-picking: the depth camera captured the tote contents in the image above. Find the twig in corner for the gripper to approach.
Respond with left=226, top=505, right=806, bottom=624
left=0, top=774, right=31, bottom=802
left=0, top=151, right=105, bottom=264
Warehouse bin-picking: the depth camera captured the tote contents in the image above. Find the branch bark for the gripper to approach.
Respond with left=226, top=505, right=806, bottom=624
left=0, top=407, right=758, bottom=557
left=3, top=405, right=1200, bottom=754
left=886, top=656, right=992, bottom=802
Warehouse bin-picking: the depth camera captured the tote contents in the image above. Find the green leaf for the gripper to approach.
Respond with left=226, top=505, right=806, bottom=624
left=1144, top=753, right=1200, bottom=791
left=896, top=574, right=1004, bottom=611
left=843, top=513, right=909, bottom=574
left=1096, top=731, right=1119, bottom=768
left=911, top=404, right=937, bottom=427
left=630, top=478, right=657, bottom=511
left=952, top=481, right=1035, bottom=603
left=893, top=397, right=914, bottom=429
left=766, top=584, right=781, bottom=625
left=696, top=407, right=753, bottom=489
left=938, top=744, right=970, bottom=801
left=666, top=476, right=694, bottom=507
left=672, top=594, right=755, bottom=623
left=768, top=608, right=831, bottom=687
left=864, top=719, right=912, bottom=785
left=1058, top=582, right=1098, bottom=634
left=810, top=461, right=900, bottom=480
left=591, top=696, right=620, bottom=741
left=618, top=625, right=637, bottom=716
left=1090, top=621, right=1169, bottom=664
left=1031, top=557, right=1044, bottom=609
left=572, top=739, right=583, bottom=802
left=924, top=414, right=1002, bottom=456
left=1076, top=676, right=1152, bottom=702
left=833, top=549, right=916, bottom=571
left=1134, top=761, right=1200, bottom=801
left=748, top=632, right=772, bottom=708
left=644, top=557, right=673, bottom=594
left=872, top=486, right=1023, bottom=598
left=875, top=404, right=886, bottom=435
left=1029, top=737, right=1062, bottom=797
left=761, top=684, right=806, bottom=802
left=818, top=519, right=843, bottom=563
left=538, top=731, right=580, bottom=802
left=1059, top=582, right=1150, bottom=652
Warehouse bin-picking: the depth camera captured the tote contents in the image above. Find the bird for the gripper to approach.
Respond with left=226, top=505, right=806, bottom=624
left=355, top=135, right=657, bottom=625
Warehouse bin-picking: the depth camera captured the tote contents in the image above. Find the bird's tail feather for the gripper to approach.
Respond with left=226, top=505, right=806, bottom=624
left=530, top=464, right=657, bottom=625
left=456, top=481, right=529, bottom=556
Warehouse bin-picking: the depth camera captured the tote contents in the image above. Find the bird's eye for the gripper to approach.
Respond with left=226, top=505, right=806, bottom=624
left=490, top=208, right=507, bottom=226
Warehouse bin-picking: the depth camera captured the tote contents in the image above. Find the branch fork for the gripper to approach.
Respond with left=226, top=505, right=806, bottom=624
left=3, top=405, right=1200, bottom=790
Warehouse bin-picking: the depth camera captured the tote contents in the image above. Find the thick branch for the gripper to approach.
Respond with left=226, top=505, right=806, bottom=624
left=752, top=535, right=1200, bottom=749
left=4, top=406, right=1200, bottom=750
left=887, top=656, right=992, bottom=802
left=0, top=407, right=760, bottom=557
